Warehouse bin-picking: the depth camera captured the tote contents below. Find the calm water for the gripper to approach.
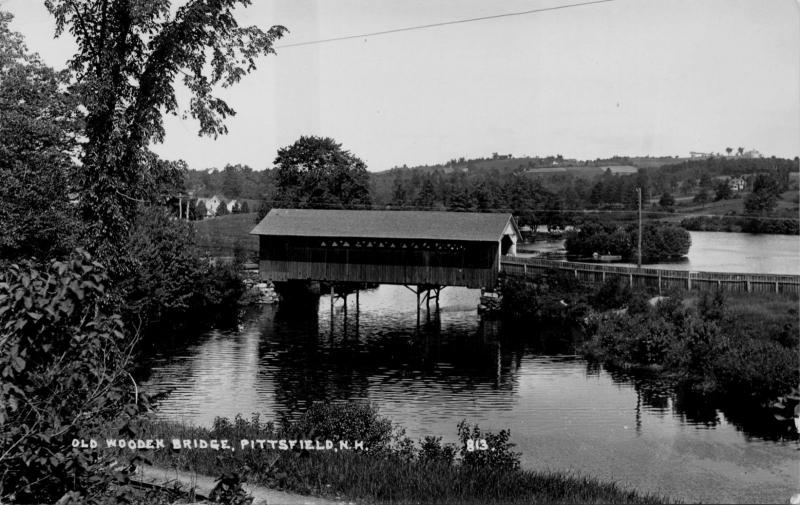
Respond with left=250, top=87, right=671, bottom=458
left=519, top=230, right=800, bottom=275
left=142, top=284, right=799, bottom=504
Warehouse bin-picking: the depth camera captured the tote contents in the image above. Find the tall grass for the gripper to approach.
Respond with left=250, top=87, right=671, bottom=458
left=130, top=404, right=671, bottom=504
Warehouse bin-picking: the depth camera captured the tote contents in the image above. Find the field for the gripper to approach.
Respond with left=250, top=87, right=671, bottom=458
left=656, top=190, right=799, bottom=223
left=193, top=212, right=260, bottom=259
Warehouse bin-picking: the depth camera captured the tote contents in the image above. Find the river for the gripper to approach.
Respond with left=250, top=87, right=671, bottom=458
left=519, top=230, right=800, bottom=275
left=142, top=281, right=798, bottom=504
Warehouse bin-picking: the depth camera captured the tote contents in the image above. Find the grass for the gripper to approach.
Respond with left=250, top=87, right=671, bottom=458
left=193, top=212, right=259, bottom=259
left=121, top=409, right=672, bottom=505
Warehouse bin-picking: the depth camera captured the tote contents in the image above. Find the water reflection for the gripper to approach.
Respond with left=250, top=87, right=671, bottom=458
left=142, top=286, right=798, bottom=504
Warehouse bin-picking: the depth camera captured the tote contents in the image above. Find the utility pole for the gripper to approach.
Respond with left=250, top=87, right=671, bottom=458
left=636, top=187, right=642, bottom=268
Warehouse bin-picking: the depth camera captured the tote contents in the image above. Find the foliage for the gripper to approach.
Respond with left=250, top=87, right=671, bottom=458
left=457, top=421, right=521, bottom=472
left=288, top=402, right=396, bottom=452
left=45, top=0, right=286, bottom=261
left=143, top=411, right=669, bottom=505
left=499, top=272, right=584, bottom=321
left=713, top=181, right=732, bottom=201
left=0, top=11, right=81, bottom=261
left=0, top=251, right=144, bottom=504
left=418, top=436, right=457, bottom=465
left=118, top=207, right=244, bottom=332
left=591, top=277, right=632, bottom=311
left=565, top=222, right=690, bottom=261
left=216, top=201, right=231, bottom=217
left=658, top=192, right=675, bottom=208
left=693, top=189, right=709, bottom=205
left=680, top=215, right=799, bottom=235
left=583, top=291, right=799, bottom=399
left=267, top=136, right=372, bottom=215
left=744, top=173, right=783, bottom=215
left=209, top=472, right=253, bottom=505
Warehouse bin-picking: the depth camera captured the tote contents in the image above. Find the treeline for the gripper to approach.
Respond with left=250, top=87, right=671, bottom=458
left=185, top=163, right=275, bottom=199
left=681, top=216, right=800, bottom=235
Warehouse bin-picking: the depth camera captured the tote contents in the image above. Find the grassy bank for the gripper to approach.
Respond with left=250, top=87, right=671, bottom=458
left=194, top=212, right=260, bottom=259
left=124, top=404, right=670, bottom=504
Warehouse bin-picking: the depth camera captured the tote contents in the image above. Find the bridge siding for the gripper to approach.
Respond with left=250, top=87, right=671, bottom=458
left=259, top=260, right=498, bottom=289
left=501, top=257, right=800, bottom=295
left=259, top=235, right=501, bottom=288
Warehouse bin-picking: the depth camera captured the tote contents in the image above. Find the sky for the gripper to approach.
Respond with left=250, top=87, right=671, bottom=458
left=4, top=0, right=800, bottom=172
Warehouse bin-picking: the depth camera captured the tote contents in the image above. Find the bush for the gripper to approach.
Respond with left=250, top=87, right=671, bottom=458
left=119, top=207, right=243, bottom=333
left=591, top=277, right=632, bottom=311
left=457, top=421, right=521, bottom=472
left=0, top=251, right=142, bottom=504
left=290, top=402, right=396, bottom=452
left=418, top=436, right=457, bottom=465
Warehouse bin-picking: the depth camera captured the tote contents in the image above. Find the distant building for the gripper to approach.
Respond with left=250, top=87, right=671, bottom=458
left=728, top=177, right=746, bottom=191
left=196, top=195, right=222, bottom=217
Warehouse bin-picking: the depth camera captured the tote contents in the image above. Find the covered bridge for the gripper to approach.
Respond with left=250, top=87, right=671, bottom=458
left=250, top=209, right=520, bottom=289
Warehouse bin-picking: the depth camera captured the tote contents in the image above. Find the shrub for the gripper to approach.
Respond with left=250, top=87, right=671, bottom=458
left=591, top=277, right=632, bottom=311
left=290, top=402, right=396, bottom=452
left=418, top=436, right=457, bottom=465
left=0, top=251, right=142, bottom=504
left=711, top=339, right=799, bottom=398
left=119, top=207, right=243, bottom=333
left=457, top=421, right=521, bottom=472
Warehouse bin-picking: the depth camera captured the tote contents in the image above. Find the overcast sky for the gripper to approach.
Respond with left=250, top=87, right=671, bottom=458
left=5, top=0, right=800, bottom=171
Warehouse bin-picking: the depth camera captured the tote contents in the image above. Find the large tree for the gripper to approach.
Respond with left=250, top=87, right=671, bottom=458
left=0, top=11, right=81, bottom=261
left=270, top=136, right=372, bottom=211
left=45, top=0, right=286, bottom=260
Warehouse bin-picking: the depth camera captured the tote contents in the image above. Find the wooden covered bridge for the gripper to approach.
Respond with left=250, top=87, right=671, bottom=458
left=251, top=209, right=520, bottom=289
left=251, top=209, right=520, bottom=322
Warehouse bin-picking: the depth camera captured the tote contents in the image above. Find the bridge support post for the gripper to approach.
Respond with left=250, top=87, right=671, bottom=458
left=416, top=289, right=420, bottom=328
left=330, top=285, right=335, bottom=335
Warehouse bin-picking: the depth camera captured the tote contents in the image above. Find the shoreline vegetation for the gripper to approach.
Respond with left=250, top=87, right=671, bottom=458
left=122, top=405, right=672, bottom=504
left=498, top=272, right=799, bottom=404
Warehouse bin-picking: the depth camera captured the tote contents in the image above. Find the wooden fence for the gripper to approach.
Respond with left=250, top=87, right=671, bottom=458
left=500, top=256, right=800, bottom=295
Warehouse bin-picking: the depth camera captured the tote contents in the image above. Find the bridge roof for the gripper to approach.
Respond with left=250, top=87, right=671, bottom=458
left=251, top=209, right=518, bottom=242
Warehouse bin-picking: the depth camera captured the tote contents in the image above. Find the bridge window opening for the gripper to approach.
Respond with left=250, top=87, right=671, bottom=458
left=501, top=235, right=514, bottom=255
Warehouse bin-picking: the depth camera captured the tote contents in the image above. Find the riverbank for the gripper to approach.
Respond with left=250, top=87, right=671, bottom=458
left=499, top=273, right=799, bottom=404
left=128, top=404, right=671, bottom=504
left=680, top=215, right=799, bottom=235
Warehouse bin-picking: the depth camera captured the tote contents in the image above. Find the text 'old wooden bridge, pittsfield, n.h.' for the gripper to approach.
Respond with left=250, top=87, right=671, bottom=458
left=250, top=209, right=800, bottom=321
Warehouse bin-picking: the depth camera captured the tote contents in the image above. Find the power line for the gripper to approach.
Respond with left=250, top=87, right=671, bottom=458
left=275, top=0, right=616, bottom=49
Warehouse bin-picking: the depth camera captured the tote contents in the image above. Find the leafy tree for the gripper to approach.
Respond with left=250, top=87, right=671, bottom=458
left=196, top=200, right=208, bottom=219
left=658, top=192, right=675, bottom=208
left=693, top=189, right=710, bottom=206
left=221, top=163, right=246, bottom=198
left=239, top=200, right=250, bottom=213
left=725, top=147, right=733, bottom=156
left=744, top=174, right=781, bottom=215
left=118, top=208, right=243, bottom=331
left=414, top=178, right=437, bottom=209
left=0, top=11, right=81, bottom=261
left=714, top=181, right=732, bottom=201
left=391, top=176, right=409, bottom=207
left=272, top=136, right=372, bottom=211
left=216, top=201, right=231, bottom=217
left=45, top=0, right=287, bottom=260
